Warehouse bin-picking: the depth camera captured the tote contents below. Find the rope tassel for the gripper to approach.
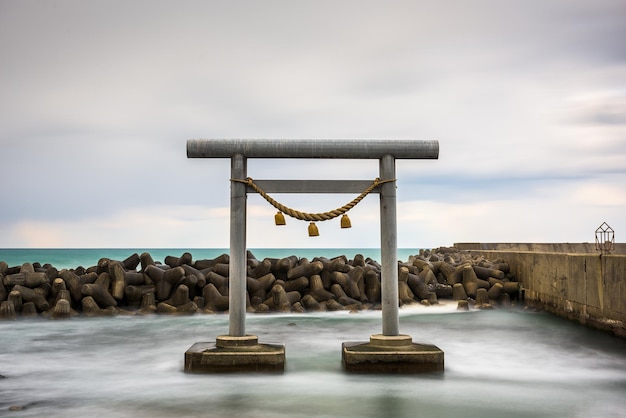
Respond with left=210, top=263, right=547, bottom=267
left=275, top=211, right=286, bottom=226
left=308, top=222, right=319, bottom=237
left=340, top=214, right=351, bottom=229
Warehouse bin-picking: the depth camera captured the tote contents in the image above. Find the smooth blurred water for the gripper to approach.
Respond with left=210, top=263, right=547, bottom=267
left=2, top=305, right=625, bottom=418
left=2, top=249, right=626, bottom=417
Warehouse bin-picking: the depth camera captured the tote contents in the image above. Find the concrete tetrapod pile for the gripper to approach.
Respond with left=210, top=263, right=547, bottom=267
left=0, top=248, right=520, bottom=319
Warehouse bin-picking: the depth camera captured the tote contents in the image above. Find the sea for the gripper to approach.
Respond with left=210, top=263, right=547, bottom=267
left=0, top=248, right=420, bottom=270
left=1, top=248, right=626, bottom=418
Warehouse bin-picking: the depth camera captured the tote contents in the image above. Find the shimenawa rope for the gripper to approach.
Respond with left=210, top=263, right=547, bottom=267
left=230, top=177, right=395, bottom=222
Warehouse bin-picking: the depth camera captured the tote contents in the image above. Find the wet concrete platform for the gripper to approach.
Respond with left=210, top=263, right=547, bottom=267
left=185, top=335, right=285, bottom=373
left=342, top=334, right=444, bottom=373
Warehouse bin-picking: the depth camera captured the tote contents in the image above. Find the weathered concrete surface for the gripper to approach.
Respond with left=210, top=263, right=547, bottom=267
left=185, top=335, right=285, bottom=373
left=342, top=334, right=444, bottom=373
left=458, top=244, right=626, bottom=338
left=455, top=242, right=626, bottom=255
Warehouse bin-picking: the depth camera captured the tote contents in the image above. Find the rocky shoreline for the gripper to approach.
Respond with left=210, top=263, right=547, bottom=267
left=0, top=248, right=520, bottom=319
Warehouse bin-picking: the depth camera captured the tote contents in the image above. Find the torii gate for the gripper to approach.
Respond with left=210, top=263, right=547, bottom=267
left=184, top=139, right=443, bottom=373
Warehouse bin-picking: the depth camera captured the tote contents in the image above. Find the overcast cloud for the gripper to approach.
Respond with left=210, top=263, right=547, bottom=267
left=1, top=0, right=624, bottom=249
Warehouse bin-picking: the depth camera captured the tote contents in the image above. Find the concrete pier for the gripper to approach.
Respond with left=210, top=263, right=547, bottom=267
left=342, top=334, right=444, bottom=373
left=457, top=242, right=626, bottom=338
left=184, top=335, right=285, bottom=373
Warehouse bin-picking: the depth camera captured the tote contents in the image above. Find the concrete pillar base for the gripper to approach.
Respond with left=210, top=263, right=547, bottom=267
left=184, top=335, right=285, bottom=373
left=342, top=334, right=444, bottom=373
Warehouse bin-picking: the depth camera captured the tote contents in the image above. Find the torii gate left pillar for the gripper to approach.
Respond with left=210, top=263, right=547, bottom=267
left=184, top=139, right=443, bottom=373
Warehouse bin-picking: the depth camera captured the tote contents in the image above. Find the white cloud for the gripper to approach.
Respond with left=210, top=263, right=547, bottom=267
left=1, top=0, right=625, bottom=248
left=569, top=182, right=626, bottom=207
left=4, top=205, right=230, bottom=248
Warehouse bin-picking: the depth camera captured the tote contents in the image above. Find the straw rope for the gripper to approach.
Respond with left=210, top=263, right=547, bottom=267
left=231, top=177, right=395, bottom=222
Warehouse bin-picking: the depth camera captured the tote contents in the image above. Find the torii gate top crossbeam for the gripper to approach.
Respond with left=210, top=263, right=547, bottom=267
left=187, top=139, right=439, bottom=159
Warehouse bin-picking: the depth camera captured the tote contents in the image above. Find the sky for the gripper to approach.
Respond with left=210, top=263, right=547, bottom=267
left=0, top=0, right=625, bottom=249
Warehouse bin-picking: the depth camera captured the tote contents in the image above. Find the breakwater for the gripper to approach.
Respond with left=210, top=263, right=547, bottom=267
left=457, top=243, right=626, bottom=338
left=0, top=248, right=520, bottom=319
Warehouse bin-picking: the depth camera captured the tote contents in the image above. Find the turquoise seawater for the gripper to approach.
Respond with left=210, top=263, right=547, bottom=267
left=0, top=248, right=424, bottom=269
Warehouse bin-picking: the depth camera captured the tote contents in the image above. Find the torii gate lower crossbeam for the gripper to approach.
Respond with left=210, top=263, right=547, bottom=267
left=184, top=139, right=443, bottom=374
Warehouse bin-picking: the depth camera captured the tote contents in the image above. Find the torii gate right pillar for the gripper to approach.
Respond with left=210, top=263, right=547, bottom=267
left=342, top=153, right=444, bottom=373
left=379, top=154, right=399, bottom=336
